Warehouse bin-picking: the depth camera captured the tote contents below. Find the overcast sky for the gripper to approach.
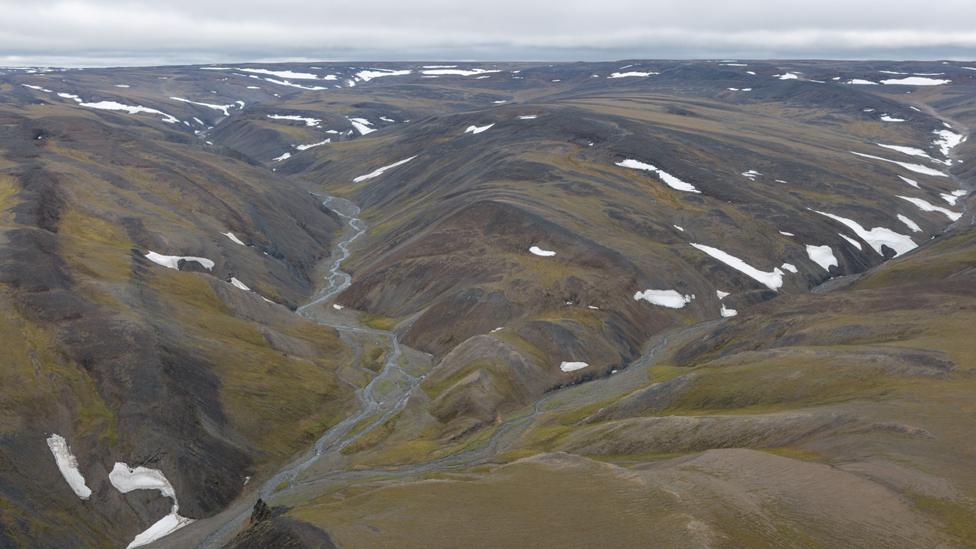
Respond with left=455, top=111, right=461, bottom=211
left=1, top=0, right=975, bottom=66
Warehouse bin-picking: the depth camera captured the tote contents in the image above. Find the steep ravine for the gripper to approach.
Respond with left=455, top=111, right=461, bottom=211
left=158, top=195, right=429, bottom=548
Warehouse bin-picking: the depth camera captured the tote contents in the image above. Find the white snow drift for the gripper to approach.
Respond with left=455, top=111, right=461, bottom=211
left=109, top=462, right=193, bottom=548
left=237, top=68, right=335, bottom=81
left=838, top=233, right=863, bottom=251
left=170, top=97, right=238, bottom=117
left=144, top=251, right=214, bottom=271
left=811, top=210, right=916, bottom=257
left=559, top=361, right=589, bottom=372
left=46, top=434, right=92, bottom=500
left=529, top=246, right=556, bottom=257
left=80, top=101, right=179, bottom=124
left=267, top=114, right=320, bottom=127
left=876, top=143, right=939, bottom=162
left=295, top=138, right=331, bottom=151
left=880, top=77, right=951, bottom=86
left=898, top=176, right=920, bottom=188
left=850, top=151, right=948, bottom=177
left=633, top=289, right=694, bottom=308
left=615, top=159, right=700, bottom=193
left=355, top=69, right=412, bottom=82
left=897, top=196, right=962, bottom=221
left=353, top=156, right=417, bottom=183
left=230, top=277, right=250, bottom=291
left=805, top=244, right=838, bottom=271
left=690, top=243, right=784, bottom=290
left=348, top=117, right=375, bottom=135
left=464, top=123, right=494, bottom=134
left=933, top=129, right=966, bottom=160
left=222, top=232, right=245, bottom=246
left=421, top=68, right=500, bottom=77
left=897, top=214, right=923, bottom=233
left=608, top=71, right=658, bottom=78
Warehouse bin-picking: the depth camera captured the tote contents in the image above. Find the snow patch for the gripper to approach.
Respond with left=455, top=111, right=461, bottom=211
left=881, top=77, right=951, bottom=86
left=838, top=233, right=863, bottom=251
left=128, top=514, right=194, bottom=549
left=880, top=114, right=905, bottom=122
left=170, top=97, right=238, bottom=117
left=109, top=462, right=193, bottom=548
left=876, top=143, right=939, bottom=163
left=295, top=138, right=331, bottom=151
left=933, top=129, right=966, bottom=160
left=529, top=246, right=556, bottom=257
left=353, top=156, right=417, bottom=183
left=348, top=117, right=375, bottom=135
left=898, top=176, right=920, bottom=188
left=616, top=159, right=700, bottom=193
left=940, top=190, right=967, bottom=206
left=355, top=69, right=411, bottom=82
left=222, top=232, right=245, bottom=246
left=850, top=151, right=948, bottom=177
left=897, top=196, right=962, bottom=221
left=230, top=277, right=250, bottom=291
left=811, top=209, right=917, bottom=256
left=633, top=289, right=694, bottom=309
left=267, top=114, right=320, bottom=127
left=689, top=243, right=784, bottom=290
left=80, top=101, right=179, bottom=124
left=260, top=78, right=329, bottom=90
left=238, top=68, right=333, bottom=81
left=805, top=244, right=838, bottom=271
left=897, top=214, right=923, bottom=233
left=144, top=251, right=214, bottom=270
left=608, top=71, right=658, bottom=78
left=422, top=68, right=501, bottom=76
left=46, top=434, right=91, bottom=500
left=720, top=304, right=738, bottom=318
left=464, top=123, right=494, bottom=134
left=559, top=361, right=589, bottom=372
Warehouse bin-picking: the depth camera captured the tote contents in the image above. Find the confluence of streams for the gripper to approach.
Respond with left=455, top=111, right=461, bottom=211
left=190, top=113, right=970, bottom=548
left=195, top=195, right=423, bottom=548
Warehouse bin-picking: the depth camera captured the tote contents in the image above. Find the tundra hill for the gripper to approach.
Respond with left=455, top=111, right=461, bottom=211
left=0, top=78, right=360, bottom=547
left=0, top=59, right=973, bottom=548
left=287, top=61, right=973, bottom=434
left=271, top=218, right=976, bottom=549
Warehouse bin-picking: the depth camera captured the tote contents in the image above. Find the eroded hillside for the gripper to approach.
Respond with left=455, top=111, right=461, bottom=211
left=0, top=59, right=974, bottom=548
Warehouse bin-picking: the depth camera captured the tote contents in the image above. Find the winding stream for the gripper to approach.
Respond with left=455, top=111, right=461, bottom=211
left=192, top=195, right=424, bottom=548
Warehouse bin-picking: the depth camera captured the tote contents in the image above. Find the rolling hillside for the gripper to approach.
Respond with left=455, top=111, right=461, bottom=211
left=1, top=59, right=974, bottom=548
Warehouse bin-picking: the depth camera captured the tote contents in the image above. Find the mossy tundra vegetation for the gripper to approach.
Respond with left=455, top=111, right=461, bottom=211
left=1, top=59, right=975, bottom=547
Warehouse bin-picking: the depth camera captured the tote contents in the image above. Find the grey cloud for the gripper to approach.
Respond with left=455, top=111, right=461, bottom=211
left=1, top=0, right=974, bottom=66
